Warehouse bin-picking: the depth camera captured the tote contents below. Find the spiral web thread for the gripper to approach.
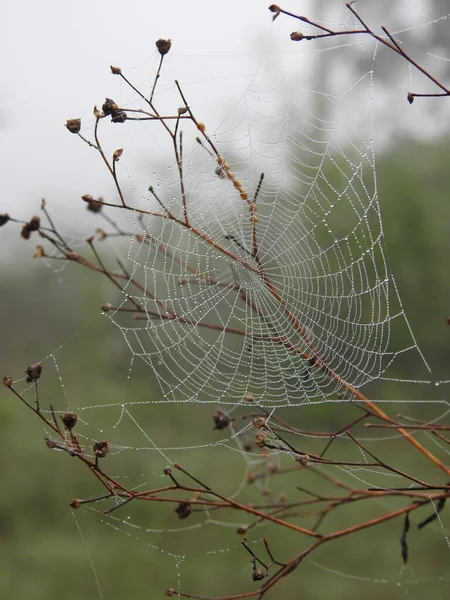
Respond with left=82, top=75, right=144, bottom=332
left=110, top=52, right=432, bottom=407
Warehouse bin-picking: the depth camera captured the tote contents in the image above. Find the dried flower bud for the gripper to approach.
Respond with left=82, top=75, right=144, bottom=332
left=407, top=92, right=414, bottom=104
left=46, top=438, right=58, bottom=449
left=178, top=106, right=188, bottom=115
left=252, top=564, right=266, bottom=582
left=163, top=466, right=172, bottom=475
left=297, top=454, right=310, bottom=466
left=21, top=225, right=31, bottom=240
left=175, top=502, right=191, bottom=519
left=61, top=412, right=78, bottom=430
left=240, top=192, right=248, bottom=200
left=102, top=98, right=119, bottom=116
left=96, top=229, right=107, bottom=241
left=236, top=526, right=248, bottom=534
left=267, top=461, right=278, bottom=473
left=0, top=213, right=10, bottom=227
left=255, top=432, right=266, bottom=448
left=111, top=110, right=127, bottom=123
left=66, top=252, right=79, bottom=261
left=93, top=440, right=109, bottom=458
left=212, top=410, right=230, bottom=430
left=28, top=216, right=41, bottom=231
left=33, top=245, right=45, bottom=258
left=3, top=376, right=13, bottom=388
left=290, top=31, right=304, bottom=41
left=278, top=492, right=287, bottom=503
left=113, top=148, right=123, bottom=162
left=196, top=122, right=206, bottom=133
left=66, top=118, right=81, bottom=134
left=268, top=4, right=280, bottom=20
left=70, top=498, right=82, bottom=509
left=25, top=362, right=42, bottom=383
left=93, top=105, right=103, bottom=119
left=156, top=39, right=172, bottom=56
left=110, top=65, right=122, bottom=75
left=40, top=199, right=46, bottom=209
left=102, top=303, right=113, bottom=312
left=165, top=589, right=175, bottom=597
left=252, top=417, right=266, bottom=429
left=86, top=198, right=103, bottom=213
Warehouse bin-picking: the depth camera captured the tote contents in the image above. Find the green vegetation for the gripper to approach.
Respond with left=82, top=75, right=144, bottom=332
left=1, top=137, right=449, bottom=599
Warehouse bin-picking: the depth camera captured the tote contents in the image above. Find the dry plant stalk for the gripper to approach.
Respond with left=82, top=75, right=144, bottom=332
left=2, top=5, right=450, bottom=599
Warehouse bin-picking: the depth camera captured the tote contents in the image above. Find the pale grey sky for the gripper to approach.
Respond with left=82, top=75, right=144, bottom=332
left=0, top=0, right=446, bottom=229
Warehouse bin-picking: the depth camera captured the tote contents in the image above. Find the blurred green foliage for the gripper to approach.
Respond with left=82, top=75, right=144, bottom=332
left=1, top=137, right=449, bottom=599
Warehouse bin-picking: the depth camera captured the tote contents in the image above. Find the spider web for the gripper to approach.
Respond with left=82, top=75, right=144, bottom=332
left=106, top=58, right=430, bottom=407
left=8, top=6, right=450, bottom=600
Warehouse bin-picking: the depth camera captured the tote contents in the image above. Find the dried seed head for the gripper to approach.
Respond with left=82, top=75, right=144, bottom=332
left=86, top=198, right=103, bottom=213
left=111, top=110, right=127, bottom=123
left=290, top=31, right=304, bottom=41
left=70, top=498, right=82, bottom=509
left=268, top=4, right=281, bottom=20
left=255, top=432, right=266, bottom=448
left=93, top=105, right=103, bottom=119
left=110, top=65, right=122, bottom=75
left=33, top=245, right=45, bottom=258
left=252, top=564, right=266, bottom=582
left=297, top=454, right=310, bottom=466
left=163, top=466, right=172, bottom=475
left=113, top=148, right=123, bottom=162
left=178, top=106, right=188, bottom=115
left=212, top=409, right=230, bottom=430
left=252, top=417, right=266, bottom=429
left=175, top=502, right=192, bottom=519
left=196, top=122, right=206, bottom=133
left=237, top=526, right=248, bottom=534
left=407, top=92, right=414, bottom=104
left=156, top=39, right=172, bottom=56
left=3, top=376, right=13, bottom=388
left=165, top=589, right=175, bottom=597
left=61, top=412, right=78, bottom=430
left=102, top=303, right=113, bottom=312
left=102, top=98, right=119, bottom=116
left=45, top=438, right=57, bottom=449
left=0, top=213, right=10, bottom=227
left=25, top=362, right=42, bottom=383
left=93, top=440, right=109, bottom=458
left=66, top=118, right=81, bottom=134
left=29, top=216, right=40, bottom=231
left=21, top=226, right=31, bottom=240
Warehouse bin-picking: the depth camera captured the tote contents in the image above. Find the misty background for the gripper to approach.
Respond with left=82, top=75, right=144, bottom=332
left=1, top=1, right=450, bottom=599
